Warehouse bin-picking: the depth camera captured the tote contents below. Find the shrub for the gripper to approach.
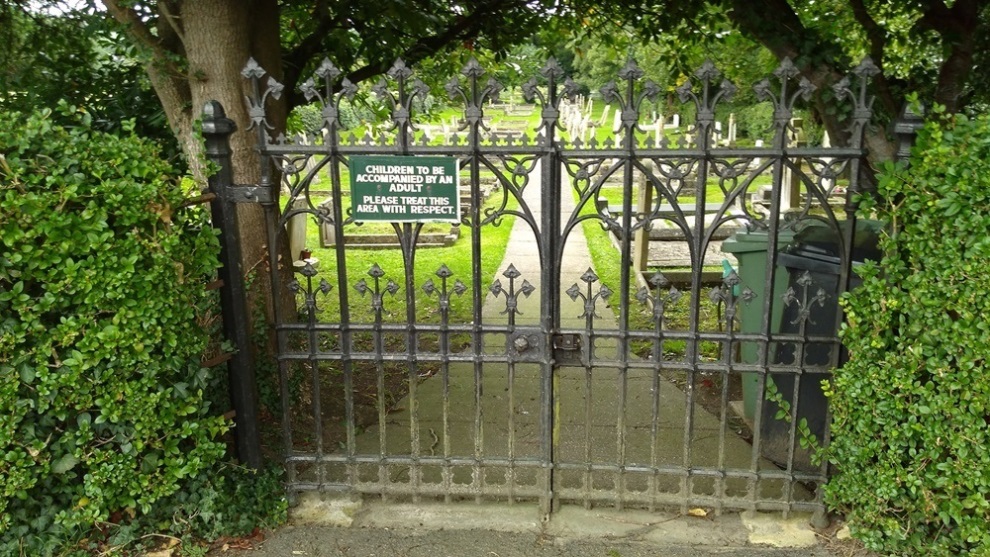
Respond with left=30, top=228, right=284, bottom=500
left=0, top=104, right=228, bottom=554
left=825, top=109, right=990, bottom=555
left=734, top=102, right=773, bottom=141
left=286, top=103, right=324, bottom=136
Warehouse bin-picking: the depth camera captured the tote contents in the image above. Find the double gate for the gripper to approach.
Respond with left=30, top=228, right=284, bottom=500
left=211, top=55, right=878, bottom=519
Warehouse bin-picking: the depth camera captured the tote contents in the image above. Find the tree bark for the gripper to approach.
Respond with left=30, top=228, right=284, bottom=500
left=104, top=0, right=293, bottom=363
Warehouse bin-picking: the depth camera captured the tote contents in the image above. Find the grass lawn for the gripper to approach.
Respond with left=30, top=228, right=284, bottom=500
left=293, top=188, right=518, bottom=327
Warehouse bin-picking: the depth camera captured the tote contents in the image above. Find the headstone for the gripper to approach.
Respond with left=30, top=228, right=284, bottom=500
left=633, top=162, right=655, bottom=273
left=752, top=139, right=764, bottom=169
left=728, top=113, right=737, bottom=145
left=821, top=131, right=834, bottom=190
left=782, top=118, right=804, bottom=210
left=599, top=105, right=611, bottom=128
left=318, top=199, right=336, bottom=247
left=287, top=198, right=309, bottom=263
left=612, top=109, right=623, bottom=133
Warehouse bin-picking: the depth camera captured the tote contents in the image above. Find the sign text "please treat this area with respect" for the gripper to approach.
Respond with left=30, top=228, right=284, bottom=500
left=350, top=155, right=460, bottom=223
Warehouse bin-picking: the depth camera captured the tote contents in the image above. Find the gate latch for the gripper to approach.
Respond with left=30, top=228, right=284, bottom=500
left=552, top=333, right=583, bottom=365
left=554, top=334, right=581, bottom=351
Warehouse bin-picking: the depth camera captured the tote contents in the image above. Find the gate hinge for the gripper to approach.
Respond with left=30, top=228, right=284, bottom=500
left=227, top=185, right=275, bottom=204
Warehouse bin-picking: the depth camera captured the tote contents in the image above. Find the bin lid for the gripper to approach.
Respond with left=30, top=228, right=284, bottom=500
left=721, top=229, right=797, bottom=254
left=787, top=220, right=882, bottom=262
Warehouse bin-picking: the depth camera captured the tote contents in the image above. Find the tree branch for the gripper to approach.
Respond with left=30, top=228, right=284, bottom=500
left=917, top=0, right=985, bottom=38
left=101, top=1, right=160, bottom=52
left=916, top=0, right=981, bottom=111
left=345, top=0, right=512, bottom=81
left=847, top=0, right=898, bottom=117
left=101, top=0, right=194, bottom=176
left=282, top=7, right=344, bottom=98
left=726, top=0, right=804, bottom=62
left=281, top=0, right=526, bottom=108
left=157, top=0, right=185, bottom=46
left=848, top=0, right=884, bottom=67
left=101, top=0, right=182, bottom=75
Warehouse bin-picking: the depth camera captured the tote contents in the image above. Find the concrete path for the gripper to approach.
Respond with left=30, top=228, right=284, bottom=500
left=225, top=498, right=847, bottom=556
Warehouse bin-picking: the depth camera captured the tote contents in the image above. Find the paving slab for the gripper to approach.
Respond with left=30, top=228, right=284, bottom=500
left=222, top=496, right=840, bottom=557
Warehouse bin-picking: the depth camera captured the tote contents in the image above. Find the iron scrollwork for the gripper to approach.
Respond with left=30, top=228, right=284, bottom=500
left=566, top=268, right=612, bottom=326
left=709, top=270, right=757, bottom=330
left=489, top=264, right=535, bottom=320
left=354, top=263, right=400, bottom=318
left=288, top=261, right=333, bottom=319
left=423, top=264, right=468, bottom=314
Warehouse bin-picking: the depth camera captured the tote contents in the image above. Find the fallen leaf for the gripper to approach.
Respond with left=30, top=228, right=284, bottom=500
left=687, top=507, right=708, bottom=518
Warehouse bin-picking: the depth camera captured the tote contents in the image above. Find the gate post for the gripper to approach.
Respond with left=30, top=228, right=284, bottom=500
left=202, top=101, right=263, bottom=469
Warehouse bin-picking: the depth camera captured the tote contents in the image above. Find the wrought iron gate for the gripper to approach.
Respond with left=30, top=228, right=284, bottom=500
left=213, top=55, right=878, bottom=518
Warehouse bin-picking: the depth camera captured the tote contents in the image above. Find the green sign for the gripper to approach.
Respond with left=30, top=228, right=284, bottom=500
left=350, top=155, right=460, bottom=222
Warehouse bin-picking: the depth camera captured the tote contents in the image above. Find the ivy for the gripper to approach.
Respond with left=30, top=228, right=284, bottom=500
left=824, top=108, right=990, bottom=555
left=0, top=103, right=235, bottom=554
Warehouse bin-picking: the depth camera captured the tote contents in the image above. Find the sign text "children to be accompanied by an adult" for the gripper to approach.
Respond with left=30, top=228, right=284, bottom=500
left=349, top=155, right=460, bottom=223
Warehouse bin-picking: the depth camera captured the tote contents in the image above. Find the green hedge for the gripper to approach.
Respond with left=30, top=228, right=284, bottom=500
left=825, top=109, right=990, bottom=555
left=0, top=105, right=228, bottom=554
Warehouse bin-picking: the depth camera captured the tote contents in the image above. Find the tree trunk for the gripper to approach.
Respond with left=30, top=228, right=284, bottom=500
left=105, top=0, right=295, bottom=391
left=178, top=0, right=295, bottom=341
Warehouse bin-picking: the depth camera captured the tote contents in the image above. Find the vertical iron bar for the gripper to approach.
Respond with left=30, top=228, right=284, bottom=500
left=466, top=68, right=486, bottom=504
left=683, top=86, right=714, bottom=510
left=716, top=292, right=737, bottom=516
left=329, top=148, right=357, bottom=489
left=541, top=66, right=563, bottom=517
left=396, top=69, right=424, bottom=502
left=373, top=272, right=389, bottom=500
left=581, top=277, right=597, bottom=509
left=506, top=281, right=518, bottom=504
left=202, top=101, right=262, bottom=469
left=426, top=268, right=459, bottom=503
left=404, top=225, right=421, bottom=500
left=614, top=71, right=638, bottom=512
left=648, top=278, right=664, bottom=512
left=749, top=77, right=792, bottom=510
left=783, top=279, right=809, bottom=513
left=303, top=270, right=325, bottom=487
